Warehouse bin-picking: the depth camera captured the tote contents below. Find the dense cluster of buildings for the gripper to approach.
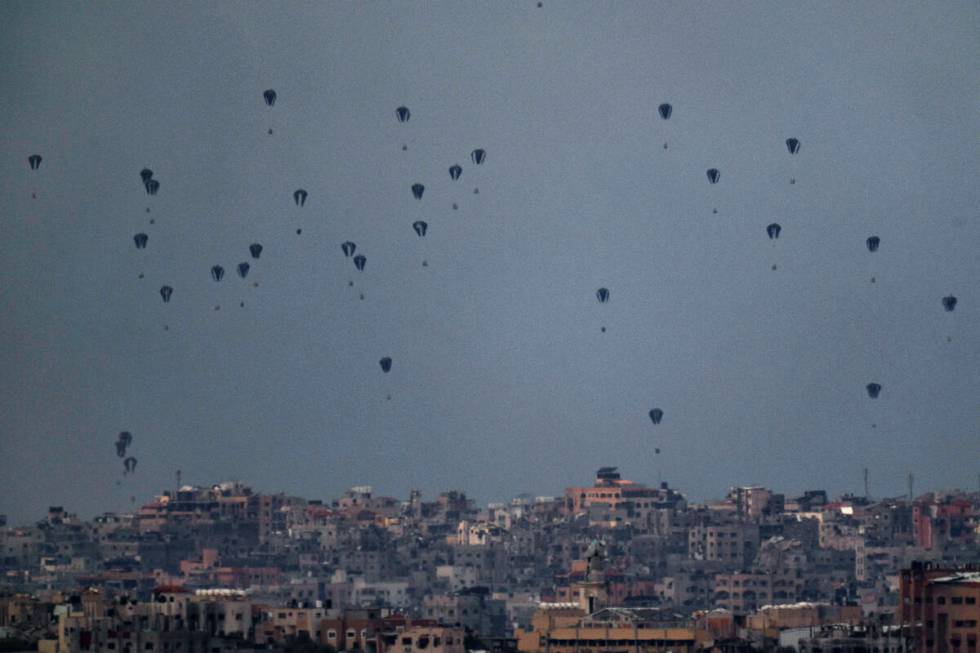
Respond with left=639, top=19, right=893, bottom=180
left=2, top=468, right=978, bottom=653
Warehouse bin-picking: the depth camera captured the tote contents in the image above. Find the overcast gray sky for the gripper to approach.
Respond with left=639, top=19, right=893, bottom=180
left=1, top=2, right=977, bottom=525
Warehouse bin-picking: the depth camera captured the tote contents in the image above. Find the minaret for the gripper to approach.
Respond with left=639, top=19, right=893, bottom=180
left=575, top=539, right=610, bottom=614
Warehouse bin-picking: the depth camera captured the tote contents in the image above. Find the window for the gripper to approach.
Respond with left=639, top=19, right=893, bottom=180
left=953, top=597, right=964, bottom=605
left=145, top=644, right=154, bottom=650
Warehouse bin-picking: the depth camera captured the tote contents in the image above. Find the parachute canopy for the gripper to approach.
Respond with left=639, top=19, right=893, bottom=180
left=866, top=236, right=880, bottom=252
left=124, top=457, right=137, bottom=474
left=413, top=221, right=428, bottom=237
left=160, top=286, right=173, bottom=303
left=767, top=223, right=781, bottom=240
left=649, top=408, right=664, bottom=425
left=379, top=357, right=392, bottom=373
left=471, top=149, right=487, bottom=165
left=293, top=189, right=308, bottom=207
left=706, top=169, right=720, bottom=184
left=237, top=262, right=250, bottom=278
left=341, top=241, right=356, bottom=258
left=353, top=254, right=366, bottom=271
left=449, top=164, right=462, bottom=181
left=411, top=183, right=425, bottom=200
left=396, top=106, right=410, bottom=122
left=28, top=154, right=42, bottom=170
left=133, top=233, right=148, bottom=249
left=263, top=89, right=277, bottom=106
left=942, top=295, right=957, bottom=312
left=139, top=168, right=154, bottom=183
left=596, top=288, right=610, bottom=303
left=658, top=103, right=672, bottom=120
left=249, top=243, right=263, bottom=259
left=211, top=265, right=225, bottom=282
left=786, top=138, right=801, bottom=154
left=144, top=179, right=160, bottom=195
left=866, top=383, right=882, bottom=399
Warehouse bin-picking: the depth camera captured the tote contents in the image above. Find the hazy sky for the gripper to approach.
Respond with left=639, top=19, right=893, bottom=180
left=1, top=2, right=978, bottom=525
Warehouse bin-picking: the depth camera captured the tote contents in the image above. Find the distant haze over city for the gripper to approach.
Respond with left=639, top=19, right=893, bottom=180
left=1, top=3, right=978, bottom=526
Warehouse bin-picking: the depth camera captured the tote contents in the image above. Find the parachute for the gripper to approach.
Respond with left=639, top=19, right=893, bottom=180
left=471, top=149, right=487, bottom=165
left=942, top=295, right=957, bottom=312
left=866, top=236, right=880, bottom=252
left=396, top=106, right=410, bottom=122
left=144, top=179, right=160, bottom=196
left=413, top=221, right=428, bottom=237
left=133, top=233, right=148, bottom=249
left=293, top=189, right=308, bottom=207
left=211, top=266, right=225, bottom=282
left=411, top=183, right=425, bottom=200
left=160, top=286, right=173, bottom=303
left=353, top=254, right=366, bottom=271
left=249, top=243, right=263, bottom=259
left=596, top=288, right=610, bottom=303
left=658, top=103, right=672, bottom=120
left=115, top=431, right=133, bottom=458
left=786, top=138, right=801, bottom=154
left=766, top=223, right=781, bottom=240
left=263, top=89, right=277, bottom=107
left=649, top=408, right=664, bottom=425
left=706, top=169, right=720, bottom=184
left=123, top=457, right=137, bottom=475
left=449, top=164, right=462, bottom=181
left=341, top=241, right=357, bottom=257
left=379, top=357, right=392, bottom=373
left=28, top=154, right=42, bottom=170
left=139, top=168, right=153, bottom=183
left=237, top=262, right=250, bottom=278
left=866, top=383, right=882, bottom=399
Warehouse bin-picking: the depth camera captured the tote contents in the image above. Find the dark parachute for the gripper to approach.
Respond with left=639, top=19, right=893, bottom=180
left=786, top=138, right=801, bottom=154
left=412, top=221, right=428, bottom=237
left=396, top=106, right=410, bottom=122
left=293, top=189, right=308, bottom=207
left=237, top=262, right=250, bottom=278
left=160, top=286, right=173, bottom=303
left=471, top=149, right=487, bottom=165
left=133, top=233, right=148, bottom=249
left=353, top=254, right=366, bottom=271
left=249, top=243, right=263, bottom=259
left=341, top=241, right=357, bottom=257
left=263, top=89, right=277, bottom=107
left=596, top=288, right=610, bottom=303
left=942, top=295, right=957, bottom=312
left=767, top=223, right=782, bottom=240
left=658, top=103, right=672, bottom=120
left=411, top=183, right=425, bottom=200
left=144, top=179, right=160, bottom=195
left=379, top=357, right=392, bottom=373
left=866, top=236, right=880, bottom=252
left=649, top=408, right=664, bottom=425
left=866, top=383, right=882, bottom=399
left=124, top=456, right=137, bottom=474
left=139, top=168, right=154, bottom=183
left=449, top=164, right=462, bottom=181
left=115, top=431, right=133, bottom=458
left=706, top=168, right=720, bottom=184
left=211, top=265, right=225, bottom=282
left=28, top=154, right=43, bottom=170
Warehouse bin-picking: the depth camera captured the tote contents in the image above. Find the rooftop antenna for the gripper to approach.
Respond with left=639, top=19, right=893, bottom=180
left=907, top=471, right=914, bottom=502
left=863, top=467, right=870, bottom=500
left=176, top=469, right=182, bottom=493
